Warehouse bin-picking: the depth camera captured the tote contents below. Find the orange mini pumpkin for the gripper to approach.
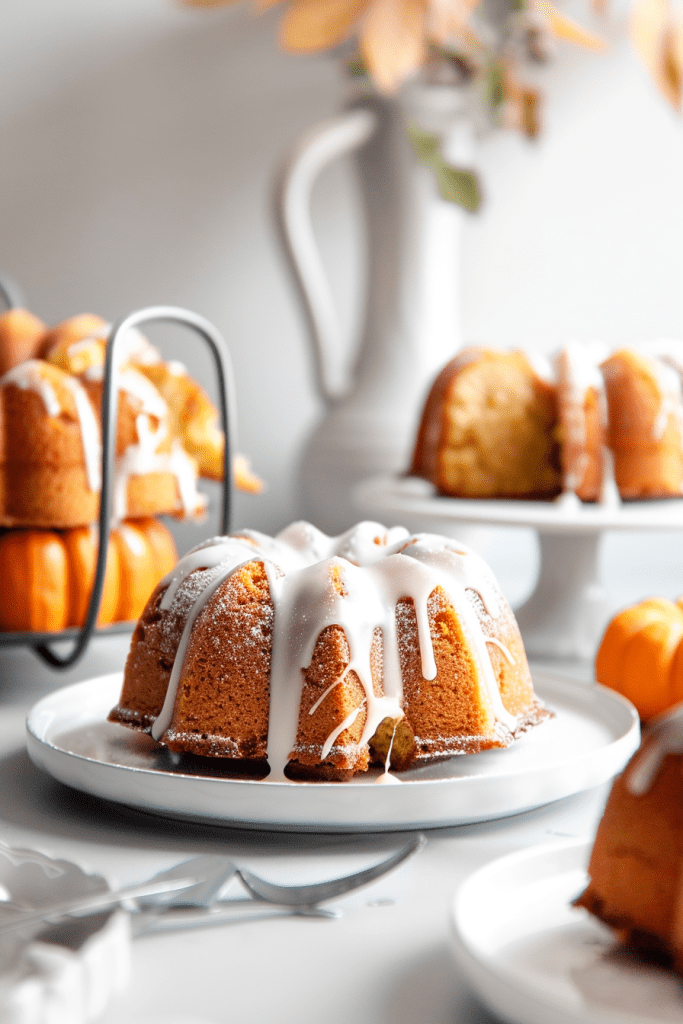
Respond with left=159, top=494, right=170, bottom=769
left=595, top=597, right=683, bottom=720
left=0, top=517, right=177, bottom=633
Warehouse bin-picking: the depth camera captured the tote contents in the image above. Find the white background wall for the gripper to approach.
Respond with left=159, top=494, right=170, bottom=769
left=1, top=0, right=682, bottom=608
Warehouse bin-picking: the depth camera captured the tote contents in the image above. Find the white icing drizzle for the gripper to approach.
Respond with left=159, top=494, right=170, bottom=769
left=61, top=374, right=102, bottom=493
left=0, top=360, right=61, bottom=417
left=376, top=722, right=403, bottom=785
left=84, top=364, right=169, bottom=421
left=648, top=355, right=683, bottom=441
left=485, top=636, right=515, bottom=664
left=74, top=324, right=161, bottom=367
left=519, top=347, right=554, bottom=384
left=94, top=365, right=205, bottom=521
left=555, top=341, right=609, bottom=498
left=599, top=447, right=621, bottom=507
left=0, top=361, right=103, bottom=493
left=159, top=536, right=272, bottom=611
left=149, top=522, right=521, bottom=780
left=166, top=360, right=187, bottom=376
left=627, top=702, right=683, bottom=795
left=112, top=412, right=168, bottom=521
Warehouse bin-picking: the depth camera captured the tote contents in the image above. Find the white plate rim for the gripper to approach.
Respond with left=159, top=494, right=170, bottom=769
left=25, top=672, right=639, bottom=833
left=450, top=838, right=681, bottom=1024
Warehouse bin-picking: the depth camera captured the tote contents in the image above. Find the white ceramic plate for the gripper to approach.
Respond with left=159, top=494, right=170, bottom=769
left=356, top=475, right=683, bottom=535
left=451, top=838, right=683, bottom=1024
left=26, top=672, right=638, bottom=833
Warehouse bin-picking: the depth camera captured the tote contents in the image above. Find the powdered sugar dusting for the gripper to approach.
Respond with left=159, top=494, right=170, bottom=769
left=134, top=521, right=533, bottom=779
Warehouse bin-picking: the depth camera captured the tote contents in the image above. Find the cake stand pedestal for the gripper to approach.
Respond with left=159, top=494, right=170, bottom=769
left=355, top=475, right=683, bottom=661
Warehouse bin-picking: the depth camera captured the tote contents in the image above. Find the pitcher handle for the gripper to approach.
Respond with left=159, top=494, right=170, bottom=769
left=273, top=106, right=377, bottom=405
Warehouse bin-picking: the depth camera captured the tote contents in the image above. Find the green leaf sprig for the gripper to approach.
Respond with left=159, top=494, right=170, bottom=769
left=406, top=121, right=483, bottom=212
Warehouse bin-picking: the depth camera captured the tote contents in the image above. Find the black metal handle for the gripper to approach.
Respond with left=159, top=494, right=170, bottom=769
left=34, top=305, right=236, bottom=669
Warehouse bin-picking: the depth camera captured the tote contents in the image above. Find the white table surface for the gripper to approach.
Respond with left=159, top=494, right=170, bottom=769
left=0, top=646, right=608, bottom=1024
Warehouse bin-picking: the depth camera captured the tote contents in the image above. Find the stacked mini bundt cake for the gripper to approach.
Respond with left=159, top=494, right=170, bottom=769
left=412, top=341, right=683, bottom=503
left=0, top=307, right=261, bottom=632
left=575, top=704, right=683, bottom=972
left=109, top=521, right=551, bottom=781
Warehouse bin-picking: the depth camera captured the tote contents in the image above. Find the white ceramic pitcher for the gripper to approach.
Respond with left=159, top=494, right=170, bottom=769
left=274, top=83, right=472, bottom=533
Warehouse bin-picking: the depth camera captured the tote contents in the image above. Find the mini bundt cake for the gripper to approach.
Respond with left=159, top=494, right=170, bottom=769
left=575, top=705, right=683, bottom=972
left=412, top=342, right=683, bottom=504
left=0, top=308, right=264, bottom=528
left=0, top=358, right=205, bottom=527
left=109, top=521, right=551, bottom=782
left=410, top=347, right=562, bottom=500
left=40, top=313, right=261, bottom=491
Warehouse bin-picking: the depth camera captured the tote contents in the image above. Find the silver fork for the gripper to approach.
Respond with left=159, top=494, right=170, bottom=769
left=133, top=834, right=425, bottom=936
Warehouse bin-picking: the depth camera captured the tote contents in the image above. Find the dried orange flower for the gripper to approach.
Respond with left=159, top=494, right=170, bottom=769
left=630, top=0, right=683, bottom=107
left=182, top=0, right=605, bottom=96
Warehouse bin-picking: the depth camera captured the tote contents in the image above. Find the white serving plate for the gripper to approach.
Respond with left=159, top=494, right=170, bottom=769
left=451, top=839, right=683, bottom=1024
left=26, top=672, right=639, bottom=833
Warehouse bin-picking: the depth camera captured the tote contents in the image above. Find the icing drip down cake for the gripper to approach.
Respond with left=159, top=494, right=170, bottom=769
left=109, top=521, right=551, bottom=781
left=575, top=704, right=683, bottom=971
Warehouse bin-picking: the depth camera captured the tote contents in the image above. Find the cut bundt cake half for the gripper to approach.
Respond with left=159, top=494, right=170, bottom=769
left=109, top=521, right=551, bottom=782
left=411, top=347, right=561, bottom=500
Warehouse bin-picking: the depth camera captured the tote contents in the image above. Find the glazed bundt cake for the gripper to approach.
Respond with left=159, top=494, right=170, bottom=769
left=575, top=704, right=683, bottom=972
left=412, top=341, right=683, bottom=503
left=0, top=357, right=205, bottom=527
left=109, top=521, right=551, bottom=781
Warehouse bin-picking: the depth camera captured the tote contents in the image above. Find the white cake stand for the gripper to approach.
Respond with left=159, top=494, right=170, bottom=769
left=355, top=475, right=683, bottom=661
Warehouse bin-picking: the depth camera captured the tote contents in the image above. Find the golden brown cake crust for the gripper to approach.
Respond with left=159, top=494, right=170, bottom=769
left=0, top=309, right=47, bottom=376
left=110, top=525, right=550, bottom=781
left=602, top=349, right=683, bottom=498
left=0, top=359, right=202, bottom=527
left=575, top=739, right=683, bottom=968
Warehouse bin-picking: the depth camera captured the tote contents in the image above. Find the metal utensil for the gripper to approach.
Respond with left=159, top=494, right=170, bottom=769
left=133, top=855, right=238, bottom=910
left=234, top=833, right=425, bottom=907
left=133, top=834, right=426, bottom=935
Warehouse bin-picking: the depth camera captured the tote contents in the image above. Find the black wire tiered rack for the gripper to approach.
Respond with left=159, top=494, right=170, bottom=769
left=0, top=287, right=237, bottom=670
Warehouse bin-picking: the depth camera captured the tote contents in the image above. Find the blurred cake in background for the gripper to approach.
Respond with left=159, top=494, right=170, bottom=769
left=411, top=341, right=683, bottom=504
left=575, top=704, right=683, bottom=973
left=410, top=347, right=562, bottom=500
